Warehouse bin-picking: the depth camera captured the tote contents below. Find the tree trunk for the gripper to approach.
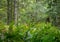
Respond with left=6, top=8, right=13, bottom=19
left=7, top=0, right=13, bottom=25
left=14, top=0, right=18, bottom=26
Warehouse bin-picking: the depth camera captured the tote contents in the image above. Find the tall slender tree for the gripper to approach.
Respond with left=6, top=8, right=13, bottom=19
left=14, top=0, right=18, bottom=26
left=7, top=0, right=13, bottom=25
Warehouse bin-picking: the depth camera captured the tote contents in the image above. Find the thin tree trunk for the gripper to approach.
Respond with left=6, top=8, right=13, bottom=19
left=7, top=0, right=12, bottom=25
left=14, top=0, right=18, bottom=26
left=7, top=0, right=13, bottom=42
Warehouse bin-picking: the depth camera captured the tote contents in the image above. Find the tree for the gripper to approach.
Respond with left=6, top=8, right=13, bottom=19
left=14, top=0, right=18, bottom=26
left=7, top=0, right=13, bottom=25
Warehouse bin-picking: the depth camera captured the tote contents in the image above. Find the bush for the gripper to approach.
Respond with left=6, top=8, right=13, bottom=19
left=31, top=23, right=60, bottom=42
left=0, top=23, right=60, bottom=42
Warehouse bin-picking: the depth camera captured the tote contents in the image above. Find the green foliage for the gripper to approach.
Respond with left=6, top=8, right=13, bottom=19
left=0, top=23, right=60, bottom=42
left=31, top=23, right=60, bottom=42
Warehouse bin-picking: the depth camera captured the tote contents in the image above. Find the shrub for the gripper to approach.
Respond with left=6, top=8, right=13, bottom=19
left=0, top=23, right=60, bottom=42
left=31, top=23, right=60, bottom=42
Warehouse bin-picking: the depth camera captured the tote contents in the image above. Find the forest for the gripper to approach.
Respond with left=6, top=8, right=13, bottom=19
left=0, top=0, right=60, bottom=42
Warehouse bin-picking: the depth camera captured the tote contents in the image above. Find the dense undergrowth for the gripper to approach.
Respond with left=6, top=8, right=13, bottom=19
left=0, top=22, right=60, bottom=42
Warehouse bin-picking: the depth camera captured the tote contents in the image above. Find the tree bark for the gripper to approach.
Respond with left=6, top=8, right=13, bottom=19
left=7, top=0, right=13, bottom=25
left=13, top=0, right=18, bottom=26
